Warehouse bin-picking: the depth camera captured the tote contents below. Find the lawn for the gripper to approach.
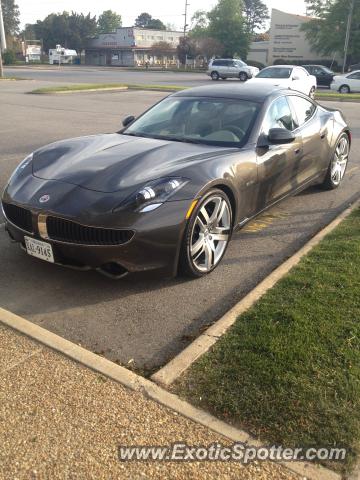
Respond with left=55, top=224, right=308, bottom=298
left=175, top=208, right=360, bottom=472
left=30, top=83, right=187, bottom=94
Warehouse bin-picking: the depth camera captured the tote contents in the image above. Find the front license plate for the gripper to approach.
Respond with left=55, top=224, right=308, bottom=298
left=24, top=236, right=54, bottom=263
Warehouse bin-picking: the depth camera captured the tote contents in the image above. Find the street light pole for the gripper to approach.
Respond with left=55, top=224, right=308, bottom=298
left=343, top=0, right=355, bottom=73
left=0, top=1, right=7, bottom=78
left=183, top=0, right=190, bottom=69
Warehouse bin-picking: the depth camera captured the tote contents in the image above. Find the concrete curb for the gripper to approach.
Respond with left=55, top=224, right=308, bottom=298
left=0, top=307, right=341, bottom=480
left=151, top=198, right=360, bottom=387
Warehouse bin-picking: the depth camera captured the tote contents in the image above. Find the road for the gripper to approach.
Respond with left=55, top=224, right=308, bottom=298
left=5, top=65, right=206, bottom=87
left=1, top=79, right=359, bottom=374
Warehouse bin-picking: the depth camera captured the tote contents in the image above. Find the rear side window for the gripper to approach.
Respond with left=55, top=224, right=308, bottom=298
left=288, top=96, right=316, bottom=127
left=348, top=72, right=360, bottom=80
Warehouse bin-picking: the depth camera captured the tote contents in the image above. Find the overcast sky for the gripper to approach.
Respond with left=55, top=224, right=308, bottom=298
left=17, top=0, right=307, bottom=29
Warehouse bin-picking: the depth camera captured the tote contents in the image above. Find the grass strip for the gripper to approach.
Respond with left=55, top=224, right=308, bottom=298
left=175, top=208, right=360, bottom=473
left=316, top=92, right=360, bottom=101
left=29, top=83, right=187, bottom=94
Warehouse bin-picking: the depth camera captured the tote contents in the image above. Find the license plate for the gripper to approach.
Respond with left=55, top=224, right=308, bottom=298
left=24, top=236, right=54, bottom=263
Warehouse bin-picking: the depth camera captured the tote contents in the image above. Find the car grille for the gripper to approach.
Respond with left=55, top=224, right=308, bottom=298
left=2, top=202, right=33, bottom=233
left=46, top=216, right=134, bottom=246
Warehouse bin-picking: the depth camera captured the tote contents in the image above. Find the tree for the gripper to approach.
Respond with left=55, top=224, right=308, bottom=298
left=190, top=10, right=209, bottom=38
left=243, top=0, right=269, bottom=35
left=207, top=0, right=250, bottom=58
left=33, top=12, right=97, bottom=52
left=134, top=12, right=166, bottom=30
left=1, top=0, right=20, bottom=38
left=177, top=37, right=198, bottom=64
left=151, top=41, right=173, bottom=56
left=302, top=0, right=360, bottom=64
left=196, top=37, right=224, bottom=60
left=97, top=10, right=122, bottom=34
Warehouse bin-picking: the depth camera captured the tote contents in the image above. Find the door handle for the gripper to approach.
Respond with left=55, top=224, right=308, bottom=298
left=295, top=148, right=302, bottom=155
left=320, top=130, right=327, bottom=139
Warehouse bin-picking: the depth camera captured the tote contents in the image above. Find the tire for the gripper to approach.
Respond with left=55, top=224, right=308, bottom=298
left=239, top=72, right=248, bottom=82
left=179, top=189, right=233, bottom=278
left=211, top=71, right=220, bottom=81
left=309, top=86, right=316, bottom=99
left=321, top=133, right=350, bottom=190
left=339, top=84, right=350, bottom=94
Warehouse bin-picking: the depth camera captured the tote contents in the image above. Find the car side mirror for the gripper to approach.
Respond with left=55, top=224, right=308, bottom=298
left=268, top=128, right=296, bottom=144
left=122, top=115, right=135, bottom=127
left=292, top=75, right=300, bottom=81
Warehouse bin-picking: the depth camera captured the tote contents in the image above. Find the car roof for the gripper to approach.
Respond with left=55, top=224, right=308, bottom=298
left=172, top=83, right=289, bottom=103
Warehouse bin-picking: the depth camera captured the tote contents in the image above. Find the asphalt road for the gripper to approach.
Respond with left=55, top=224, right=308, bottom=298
left=5, top=65, right=207, bottom=87
left=1, top=79, right=359, bottom=374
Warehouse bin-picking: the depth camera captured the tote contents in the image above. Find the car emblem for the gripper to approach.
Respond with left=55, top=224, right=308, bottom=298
left=39, top=195, right=50, bottom=203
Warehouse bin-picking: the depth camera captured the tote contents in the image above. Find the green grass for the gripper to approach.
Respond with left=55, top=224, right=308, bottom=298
left=30, top=83, right=187, bottom=94
left=316, top=92, right=360, bottom=101
left=175, top=208, right=360, bottom=472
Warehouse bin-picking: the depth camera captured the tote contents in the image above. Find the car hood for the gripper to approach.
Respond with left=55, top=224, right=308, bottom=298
left=32, top=134, right=235, bottom=193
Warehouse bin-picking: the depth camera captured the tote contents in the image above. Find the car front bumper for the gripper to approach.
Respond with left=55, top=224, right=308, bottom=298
left=2, top=199, right=191, bottom=279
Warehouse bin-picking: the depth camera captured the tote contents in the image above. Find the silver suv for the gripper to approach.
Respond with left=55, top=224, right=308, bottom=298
left=207, top=59, right=259, bottom=81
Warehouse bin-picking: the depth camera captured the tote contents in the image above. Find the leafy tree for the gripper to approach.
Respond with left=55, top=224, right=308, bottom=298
left=134, top=12, right=166, bottom=30
left=97, top=10, right=122, bottom=34
left=1, top=0, right=20, bottom=38
left=33, top=12, right=97, bottom=52
left=190, top=10, right=209, bottom=38
left=177, top=36, right=198, bottom=64
left=207, top=0, right=250, bottom=58
left=243, top=0, right=269, bottom=35
left=151, top=41, right=173, bottom=55
left=302, top=0, right=360, bottom=64
left=196, top=37, right=224, bottom=60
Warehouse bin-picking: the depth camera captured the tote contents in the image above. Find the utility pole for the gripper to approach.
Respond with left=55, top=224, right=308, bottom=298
left=183, top=0, right=190, bottom=37
left=0, top=0, right=7, bottom=78
left=343, top=0, right=355, bottom=73
left=183, top=0, right=190, bottom=68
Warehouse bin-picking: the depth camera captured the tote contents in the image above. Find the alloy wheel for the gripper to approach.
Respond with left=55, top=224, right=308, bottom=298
left=331, top=135, right=349, bottom=186
left=190, top=195, right=231, bottom=273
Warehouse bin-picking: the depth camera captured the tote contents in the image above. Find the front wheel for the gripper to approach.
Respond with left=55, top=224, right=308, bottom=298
left=309, top=86, right=316, bottom=99
left=179, top=189, right=232, bottom=278
left=321, top=133, right=350, bottom=190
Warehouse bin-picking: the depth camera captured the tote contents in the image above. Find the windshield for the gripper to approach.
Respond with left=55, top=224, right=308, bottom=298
left=123, top=97, right=260, bottom=147
left=256, top=67, right=292, bottom=79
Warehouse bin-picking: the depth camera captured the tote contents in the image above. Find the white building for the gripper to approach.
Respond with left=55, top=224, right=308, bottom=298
left=85, top=27, right=183, bottom=67
left=248, top=9, right=341, bottom=66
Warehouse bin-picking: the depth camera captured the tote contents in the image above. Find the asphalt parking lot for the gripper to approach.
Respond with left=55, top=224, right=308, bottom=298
left=1, top=79, right=359, bottom=374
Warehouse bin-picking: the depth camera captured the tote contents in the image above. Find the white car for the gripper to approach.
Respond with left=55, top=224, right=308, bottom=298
left=207, top=59, right=259, bottom=82
left=248, top=65, right=317, bottom=98
left=330, top=70, right=360, bottom=93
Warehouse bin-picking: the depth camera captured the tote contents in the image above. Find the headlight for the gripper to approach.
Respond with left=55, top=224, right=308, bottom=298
left=115, top=177, right=189, bottom=213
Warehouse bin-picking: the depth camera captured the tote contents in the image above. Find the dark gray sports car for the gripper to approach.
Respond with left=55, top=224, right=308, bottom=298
left=2, top=84, right=351, bottom=278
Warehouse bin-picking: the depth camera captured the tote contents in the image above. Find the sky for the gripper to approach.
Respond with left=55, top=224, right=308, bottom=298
left=16, top=0, right=307, bottom=29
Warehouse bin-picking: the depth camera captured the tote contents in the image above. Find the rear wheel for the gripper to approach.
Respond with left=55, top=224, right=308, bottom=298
left=339, top=84, right=350, bottom=94
left=239, top=72, right=248, bottom=82
left=322, top=133, right=350, bottom=190
left=211, top=71, right=220, bottom=81
left=179, top=189, right=232, bottom=278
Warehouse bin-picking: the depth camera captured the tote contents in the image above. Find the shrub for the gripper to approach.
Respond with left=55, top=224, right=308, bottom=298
left=3, top=50, right=16, bottom=65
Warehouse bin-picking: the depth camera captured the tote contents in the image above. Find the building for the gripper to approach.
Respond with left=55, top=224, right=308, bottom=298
left=248, top=9, right=341, bottom=66
left=85, top=27, right=183, bottom=67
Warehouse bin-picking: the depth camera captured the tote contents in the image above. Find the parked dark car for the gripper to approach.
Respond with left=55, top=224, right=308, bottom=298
left=2, top=84, right=351, bottom=279
left=303, top=65, right=335, bottom=88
